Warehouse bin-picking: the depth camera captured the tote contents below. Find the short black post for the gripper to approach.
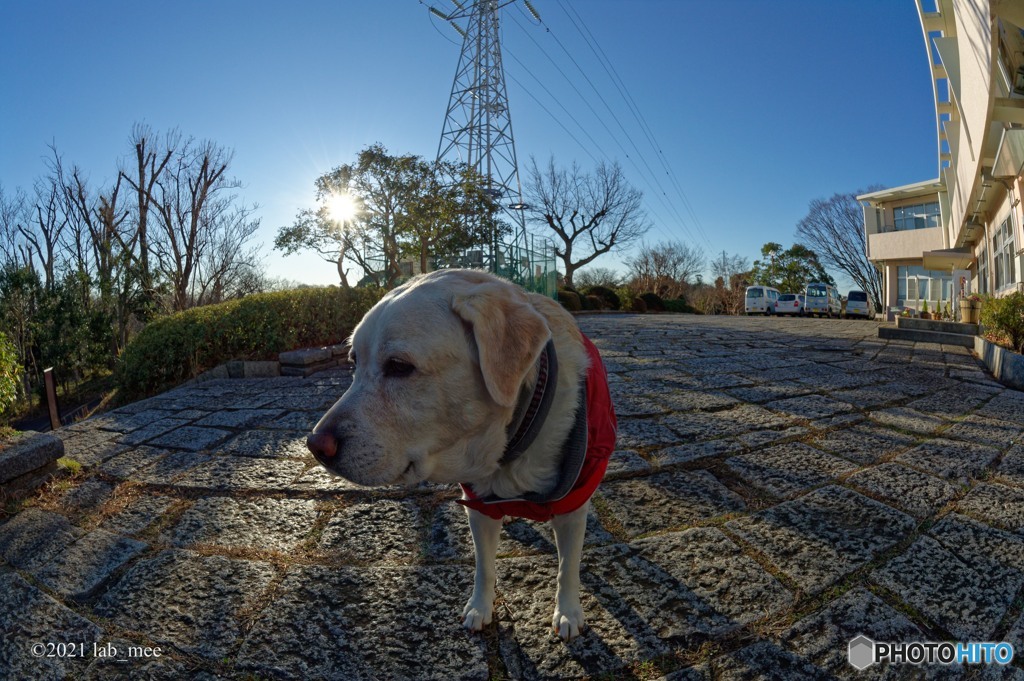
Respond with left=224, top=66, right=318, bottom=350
left=43, top=367, right=60, bottom=430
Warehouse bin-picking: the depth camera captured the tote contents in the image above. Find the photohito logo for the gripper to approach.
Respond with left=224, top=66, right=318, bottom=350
left=848, top=635, right=1014, bottom=669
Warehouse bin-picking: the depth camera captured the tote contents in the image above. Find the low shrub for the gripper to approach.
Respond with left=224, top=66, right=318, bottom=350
left=981, top=291, right=1024, bottom=353
left=630, top=297, right=648, bottom=313
left=557, top=289, right=582, bottom=312
left=117, top=286, right=382, bottom=400
left=582, top=286, right=621, bottom=311
left=639, top=292, right=665, bottom=312
left=584, top=295, right=605, bottom=311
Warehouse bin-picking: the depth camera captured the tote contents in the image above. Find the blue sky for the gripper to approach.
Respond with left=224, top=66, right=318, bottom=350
left=1, top=0, right=938, bottom=291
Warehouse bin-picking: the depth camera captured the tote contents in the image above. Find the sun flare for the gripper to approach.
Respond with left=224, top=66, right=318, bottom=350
left=326, top=192, right=357, bottom=222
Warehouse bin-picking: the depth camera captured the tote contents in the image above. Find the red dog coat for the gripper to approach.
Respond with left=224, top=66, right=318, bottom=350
left=459, top=334, right=617, bottom=522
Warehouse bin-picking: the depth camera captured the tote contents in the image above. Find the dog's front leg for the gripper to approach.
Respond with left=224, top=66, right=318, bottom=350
left=462, top=507, right=502, bottom=632
left=550, top=502, right=589, bottom=641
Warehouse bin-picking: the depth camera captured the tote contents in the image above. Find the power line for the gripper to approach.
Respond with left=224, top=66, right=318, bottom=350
left=503, top=9, right=695, bottom=247
left=555, top=0, right=712, bottom=249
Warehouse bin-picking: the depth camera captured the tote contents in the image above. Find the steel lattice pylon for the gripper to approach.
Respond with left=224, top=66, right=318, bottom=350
left=435, top=0, right=554, bottom=293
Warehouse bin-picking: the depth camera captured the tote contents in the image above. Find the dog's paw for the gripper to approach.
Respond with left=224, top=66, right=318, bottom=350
left=551, top=605, right=586, bottom=642
left=462, top=596, right=494, bottom=632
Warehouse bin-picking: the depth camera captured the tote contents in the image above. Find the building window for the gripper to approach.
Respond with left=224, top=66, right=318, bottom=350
left=897, top=266, right=952, bottom=306
left=893, top=202, right=941, bottom=231
left=979, top=243, right=989, bottom=295
left=993, top=217, right=1018, bottom=291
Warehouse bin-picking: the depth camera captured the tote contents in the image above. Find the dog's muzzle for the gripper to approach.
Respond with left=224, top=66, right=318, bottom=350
left=307, top=431, right=339, bottom=466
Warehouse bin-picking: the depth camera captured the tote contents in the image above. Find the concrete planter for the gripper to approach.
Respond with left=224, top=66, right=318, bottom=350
left=974, top=336, right=1024, bottom=391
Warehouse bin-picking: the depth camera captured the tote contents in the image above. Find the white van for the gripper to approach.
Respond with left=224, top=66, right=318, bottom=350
left=745, top=285, right=780, bottom=315
left=844, top=290, right=872, bottom=319
left=804, top=282, right=841, bottom=317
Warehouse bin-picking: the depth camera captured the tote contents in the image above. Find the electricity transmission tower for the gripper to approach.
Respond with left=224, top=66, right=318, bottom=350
left=430, top=0, right=554, bottom=293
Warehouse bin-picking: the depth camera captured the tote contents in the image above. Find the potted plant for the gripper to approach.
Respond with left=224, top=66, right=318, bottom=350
left=920, top=299, right=931, bottom=320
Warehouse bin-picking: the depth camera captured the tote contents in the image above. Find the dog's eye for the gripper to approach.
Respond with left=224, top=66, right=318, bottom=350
left=383, top=358, right=415, bottom=378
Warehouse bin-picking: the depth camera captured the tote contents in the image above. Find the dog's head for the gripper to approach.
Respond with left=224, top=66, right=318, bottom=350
left=307, top=270, right=551, bottom=487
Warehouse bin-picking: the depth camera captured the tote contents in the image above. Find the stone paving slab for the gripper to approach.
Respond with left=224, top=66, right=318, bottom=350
left=727, top=486, right=915, bottom=594
left=34, top=529, right=147, bottom=600
left=216, top=429, right=311, bottom=459
left=5, top=314, right=1024, bottom=679
left=805, top=424, right=918, bottom=465
left=99, top=494, right=176, bottom=536
left=0, top=572, right=102, bottom=679
left=845, top=462, right=959, bottom=519
left=235, top=563, right=489, bottom=680
left=597, top=470, right=745, bottom=537
left=94, top=549, right=277, bottom=661
left=171, top=456, right=308, bottom=491
left=146, top=425, right=233, bottom=451
left=0, top=508, right=86, bottom=570
left=319, top=500, right=422, bottom=561
left=871, top=535, right=1020, bottom=641
left=779, top=586, right=933, bottom=679
left=894, top=438, right=1001, bottom=483
left=164, top=497, right=318, bottom=552
left=725, top=443, right=858, bottom=498
left=868, top=407, right=948, bottom=435
left=496, top=550, right=670, bottom=680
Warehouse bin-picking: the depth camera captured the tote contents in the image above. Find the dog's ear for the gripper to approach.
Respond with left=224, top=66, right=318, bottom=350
left=452, top=283, right=551, bottom=408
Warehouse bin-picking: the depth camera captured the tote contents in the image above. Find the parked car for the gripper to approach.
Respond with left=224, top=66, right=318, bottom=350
left=775, top=293, right=805, bottom=316
left=745, top=285, right=780, bottom=315
left=804, top=282, right=841, bottom=317
left=844, top=290, right=872, bottom=319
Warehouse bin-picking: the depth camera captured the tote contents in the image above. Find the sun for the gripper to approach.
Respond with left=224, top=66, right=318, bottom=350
left=326, top=192, right=357, bottom=223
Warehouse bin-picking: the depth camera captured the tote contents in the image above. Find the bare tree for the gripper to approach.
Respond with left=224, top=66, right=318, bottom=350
left=524, top=156, right=649, bottom=288
left=119, top=124, right=176, bottom=305
left=19, top=176, right=69, bottom=290
left=573, top=267, right=621, bottom=289
left=0, top=184, right=29, bottom=268
left=149, top=137, right=260, bottom=311
left=623, top=240, right=705, bottom=298
left=795, top=190, right=884, bottom=310
left=710, top=250, right=749, bottom=288
left=192, top=202, right=263, bottom=306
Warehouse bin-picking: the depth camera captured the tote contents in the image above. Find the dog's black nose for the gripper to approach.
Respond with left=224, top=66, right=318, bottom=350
left=307, top=432, right=338, bottom=461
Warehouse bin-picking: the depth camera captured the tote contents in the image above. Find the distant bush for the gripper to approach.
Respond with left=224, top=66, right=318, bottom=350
left=583, top=295, right=604, bottom=311
left=663, top=298, right=697, bottom=314
left=640, top=292, right=665, bottom=312
left=582, top=286, right=620, bottom=311
left=117, top=286, right=382, bottom=399
left=630, top=297, right=648, bottom=313
left=981, top=291, right=1024, bottom=353
left=557, top=289, right=582, bottom=312
left=0, top=331, right=21, bottom=418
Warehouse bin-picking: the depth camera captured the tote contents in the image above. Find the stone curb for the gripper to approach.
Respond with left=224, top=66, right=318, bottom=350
left=974, top=335, right=1024, bottom=391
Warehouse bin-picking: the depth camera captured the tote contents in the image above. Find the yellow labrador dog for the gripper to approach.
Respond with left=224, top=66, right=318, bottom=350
left=307, top=269, right=617, bottom=641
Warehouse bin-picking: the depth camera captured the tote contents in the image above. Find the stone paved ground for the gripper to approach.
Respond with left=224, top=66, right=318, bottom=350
left=3, top=314, right=1024, bottom=680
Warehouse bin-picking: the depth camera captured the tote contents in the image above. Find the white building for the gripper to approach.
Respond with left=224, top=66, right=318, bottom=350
left=859, top=0, right=1024, bottom=319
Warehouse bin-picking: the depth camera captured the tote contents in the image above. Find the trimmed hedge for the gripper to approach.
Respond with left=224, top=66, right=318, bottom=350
left=640, top=292, right=665, bottom=312
left=557, top=289, right=582, bottom=312
left=663, top=298, right=697, bottom=314
left=582, top=285, right=620, bottom=311
left=117, top=287, right=382, bottom=400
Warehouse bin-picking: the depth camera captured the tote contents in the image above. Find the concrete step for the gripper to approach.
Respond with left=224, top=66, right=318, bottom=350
left=896, top=317, right=979, bottom=336
left=878, top=325, right=975, bottom=347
